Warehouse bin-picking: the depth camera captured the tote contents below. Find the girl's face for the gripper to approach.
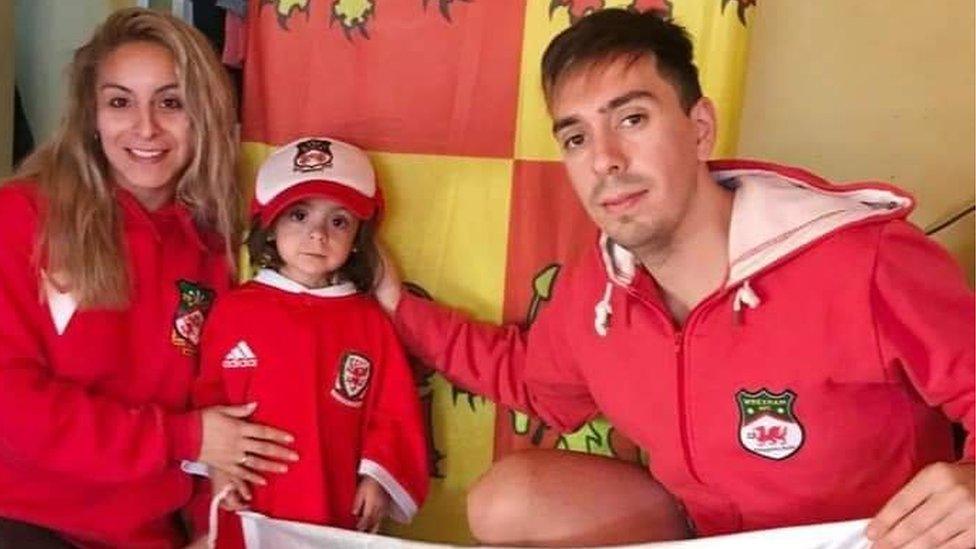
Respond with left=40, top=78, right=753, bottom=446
left=272, top=197, right=361, bottom=288
left=95, top=41, right=193, bottom=211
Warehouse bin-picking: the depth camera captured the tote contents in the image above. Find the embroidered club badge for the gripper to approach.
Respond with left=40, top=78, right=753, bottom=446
left=736, top=388, right=804, bottom=460
left=171, top=280, right=215, bottom=356
left=331, top=352, right=372, bottom=407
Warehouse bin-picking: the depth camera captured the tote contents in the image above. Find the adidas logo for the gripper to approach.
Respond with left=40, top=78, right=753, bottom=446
left=222, top=341, right=258, bottom=369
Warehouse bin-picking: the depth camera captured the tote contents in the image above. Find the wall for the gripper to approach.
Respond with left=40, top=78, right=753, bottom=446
left=0, top=1, right=13, bottom=176
left=14, top=0, right=121, bottom=143
left=737, top=0, right=975, bottom=284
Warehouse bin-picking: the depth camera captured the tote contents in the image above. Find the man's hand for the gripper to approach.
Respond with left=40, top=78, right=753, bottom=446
left=373, top=245, right=403, bottom=316
left=866, top=461, right=975, bottom=548
left=352, top=476, right=391, bottom=533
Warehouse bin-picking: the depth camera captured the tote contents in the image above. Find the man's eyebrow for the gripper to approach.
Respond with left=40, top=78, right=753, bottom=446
left=551, top=90, right=655, bottom=134
left=600, top=90, right=655, bottom=113
left=552, top=115, right=580, bottom=135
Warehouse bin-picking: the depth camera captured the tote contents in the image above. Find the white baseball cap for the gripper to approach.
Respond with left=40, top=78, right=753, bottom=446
left=251, top=137, right=381, bottom=227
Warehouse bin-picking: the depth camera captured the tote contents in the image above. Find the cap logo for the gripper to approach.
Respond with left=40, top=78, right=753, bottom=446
left=293, top=138, right=333, bottom=173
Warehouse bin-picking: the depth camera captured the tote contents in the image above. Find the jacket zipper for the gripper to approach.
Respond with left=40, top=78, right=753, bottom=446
left=673, top=328, right=703, bottom=484
left=629, top=286, right=731, bottom=487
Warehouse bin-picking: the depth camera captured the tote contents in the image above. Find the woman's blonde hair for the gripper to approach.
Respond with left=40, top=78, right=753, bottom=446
left=14, top=7, right=242, bottom=308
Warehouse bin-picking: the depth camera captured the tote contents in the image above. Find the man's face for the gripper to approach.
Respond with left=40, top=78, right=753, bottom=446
left=549, top=55, right=715, bottom=254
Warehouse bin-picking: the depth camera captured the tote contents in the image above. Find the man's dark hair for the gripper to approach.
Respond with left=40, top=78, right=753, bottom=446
left=541, top=9, right=703, bottom=112
left=246, top=217, right=381, bottom=293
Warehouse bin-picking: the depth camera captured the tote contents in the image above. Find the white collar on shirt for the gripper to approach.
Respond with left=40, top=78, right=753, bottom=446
left=252, top=269, right=358, bottom=298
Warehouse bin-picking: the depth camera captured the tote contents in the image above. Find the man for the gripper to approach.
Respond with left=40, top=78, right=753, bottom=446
left=376, top=9, right=975, bottom=548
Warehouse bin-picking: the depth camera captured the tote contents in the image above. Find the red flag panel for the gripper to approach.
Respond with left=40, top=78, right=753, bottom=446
left=502, top=159, right=594, bottom=325
left=242, top=1, right=526, bottom=157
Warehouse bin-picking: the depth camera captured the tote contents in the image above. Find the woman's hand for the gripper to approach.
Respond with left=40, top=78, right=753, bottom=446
left=352, top=476, right=391, bottom=533
left=197, top=403, right=298, bottom=485
left=212, top=469, right=252, bottom=512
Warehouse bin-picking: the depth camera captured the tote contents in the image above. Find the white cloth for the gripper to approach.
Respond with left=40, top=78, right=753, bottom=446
left=637, top=519, right=869, bottom=549
left=236, top=513, right=869, bottom=549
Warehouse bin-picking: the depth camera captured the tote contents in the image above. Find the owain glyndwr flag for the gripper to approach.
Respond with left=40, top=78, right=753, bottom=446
left=238, top=0, right=754, bottom=542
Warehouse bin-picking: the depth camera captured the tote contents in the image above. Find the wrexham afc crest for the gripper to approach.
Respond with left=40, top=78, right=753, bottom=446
left=171, top=280, right=215, bottom=356
left=293, top=138, right=333, bottom=173
left=736, top=388, right=804, bottom=460
left=331, top=352, right=372, bottom=407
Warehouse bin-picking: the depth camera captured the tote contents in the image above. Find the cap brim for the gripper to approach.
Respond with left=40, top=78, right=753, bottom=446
left=256, top=180, right=377, bottom=227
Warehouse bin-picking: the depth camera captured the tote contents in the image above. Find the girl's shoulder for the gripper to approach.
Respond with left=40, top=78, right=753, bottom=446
left=348, top=293, right=399, bottom=333
left=207, top=281, right=271, bottom=317
left=328, top=290, right=388, bottom=316
left=218, top=280, right=272, bottom=302
left=357, top=293, right=391, bottom=317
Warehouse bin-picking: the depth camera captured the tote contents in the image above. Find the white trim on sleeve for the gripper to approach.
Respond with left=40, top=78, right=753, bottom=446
left=358, top=458, right=418, bottom=523
left=180, top=460, right=209, bottom=477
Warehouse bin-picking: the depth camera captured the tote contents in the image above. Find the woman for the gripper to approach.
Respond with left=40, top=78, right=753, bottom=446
left=0, top=8, right=296, bottom=548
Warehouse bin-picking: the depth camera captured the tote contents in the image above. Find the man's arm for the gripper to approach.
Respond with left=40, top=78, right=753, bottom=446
left=376, top=252, right=599, bottom=433
left=865, top=220, right=975, bottom=549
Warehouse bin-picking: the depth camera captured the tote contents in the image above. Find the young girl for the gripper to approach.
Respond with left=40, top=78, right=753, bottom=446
left=0, top=9, right=294, bottom=548
left=194, top=137, right=429, bottom=546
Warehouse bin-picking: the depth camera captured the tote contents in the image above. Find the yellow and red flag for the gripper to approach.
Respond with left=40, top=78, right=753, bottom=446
left=238, top=0, right=755, bottom=542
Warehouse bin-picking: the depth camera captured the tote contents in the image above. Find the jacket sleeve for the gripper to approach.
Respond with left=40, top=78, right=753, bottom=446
left=393, top=281, right=598, bottom=433
left=871, top=220, right=975, bottom=461
left=358, top=312, right=430, bottom=523
left=0, top=185, right=201, bottom=483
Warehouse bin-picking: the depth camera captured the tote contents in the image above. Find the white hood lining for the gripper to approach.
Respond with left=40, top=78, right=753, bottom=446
left=721, top=170, right=911, bottom=286
left=590, top=168, right=912, bottom=334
